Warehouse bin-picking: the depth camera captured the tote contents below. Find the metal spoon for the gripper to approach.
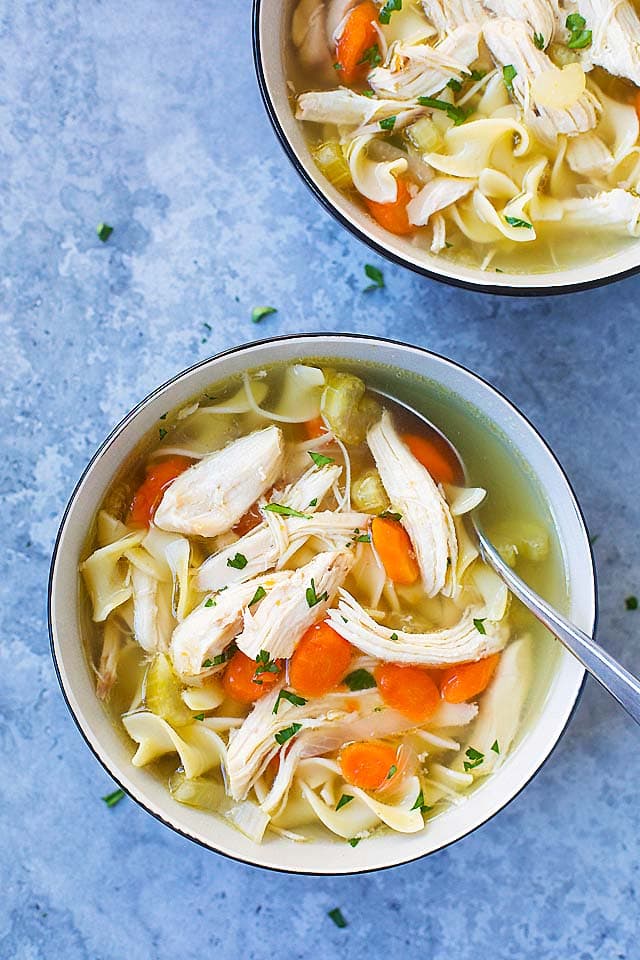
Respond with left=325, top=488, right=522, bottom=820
left=373, top=391, right=640, bottom=726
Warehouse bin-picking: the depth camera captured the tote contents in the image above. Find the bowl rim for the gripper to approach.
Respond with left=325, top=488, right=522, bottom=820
left=48, top=332, right=596, bottom=875
left=251, top=0, right=640, bottom=297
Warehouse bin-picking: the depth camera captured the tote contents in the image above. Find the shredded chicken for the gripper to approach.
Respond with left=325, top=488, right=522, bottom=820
left=367, top=411, right=457, bottom=597
left=235, top=549, right=354, bottom=660
left=408, top=176, right=476, bottom=226
left=327, top=589, right=509, bottom=664
left=483, top=17, right=599, bottom=143
left=580, top=0, right=640, bottom=86
left=421, top=0, right=486, bottom=34
left=154, top=426, right=284, bottom=537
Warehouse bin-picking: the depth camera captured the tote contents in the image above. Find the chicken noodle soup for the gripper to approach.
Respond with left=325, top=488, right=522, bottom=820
left=290, top=0, right=640, bottom=273
left=80, top=362, right=558, bottom=845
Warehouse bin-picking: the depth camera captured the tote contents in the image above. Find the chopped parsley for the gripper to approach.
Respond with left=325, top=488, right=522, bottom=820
left=473, top=618, right=487, bottom=634
left=336, top=794, right=354, bottom=811
left=102, top=788, right=125, bottom=807
left=379, top=114, right=397, bottom=131
left=491, top=739, right=501, bottom=754
left=254, top=649, right=280, bottom=683
left=193, top=713, right=205, bottom=721
left=386, top=764, right=397, bottom=779
left=264, top=503, right=312, bottom=519
left=204, top=641, right=238, bottom=669
left=227, top=552, right=248, bottom=570
left=364, top=263, right=385, bottom=291
left=159, top=412, right=167, bottom=420
left=159, top=427, right=167, bottom=440
left=355, top=533, right=371, bottom=543
left=358, top=44, right=382, bottom=67
left=306, top=577, right=328, bottom=608
left=417, top=95, right=469, bottom=125
left=333, top=61, right=342, bottom=71
left=347, top=837, right=360, bottom=847
left=463, top=746, right=485, bottom=771
left=379, top=510, right=402, bottom=521
left=505, top=215, right=533, bottom=229
left=410, top=789, right=432, bottom=813
left=466, top=68, right=487, bottom=81
left=249, top=586, right=266, bottom=606
left=328, top=907, right=348, bottom=927
left=344, top=668, right=377, bottom=691
left=273, top=689, right=308, bottom=714
left=533, top=31, right=545, bottom=49
left=447, top=77, right=462, bottom=92
left=566, top=12, right=592, bottom=49
left=275, top=722, right=302, bottom=745
left=251, top=306, right=277, bottom=324
left=625, top=595, right=638, bottom=610
left=204, top=597, right=215, bottom=608
left=308, top=497, right=318, bottom=507
left=502, top=64, right=517, bottom=93
left=308, top=451, right=334, bottom=467
left=379, top=0, right=402, bottom=24
left=96, top=222, right=113, bottom=242
left=390, top=632, right=398, bottom=641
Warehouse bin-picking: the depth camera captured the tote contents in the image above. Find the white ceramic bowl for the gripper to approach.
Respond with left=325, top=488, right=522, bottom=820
left=253, top=0, right=640, bottom=295
left=49, top=334, right=595, bottom=874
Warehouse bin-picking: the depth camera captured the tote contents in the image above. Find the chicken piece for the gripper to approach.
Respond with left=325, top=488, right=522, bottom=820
left=292, top=0, right=335, bottom=82
left=154, top=425, right=284, bottom=538
left=482, top=0, right=558, bottom=43
left=580, top=0, right=640, bottom=86
left=369, top=23, right=482, bottom=100
left=170, top=580, right=264, bottom=679
left=296, top=87, right=415, bottom=126
left=96, top=619, right=124, bottom=700
left=194, top=463, right=342, bottom=591
left=235, top=549, right=354, bottom=660
left=327, top=589, right=509, bottom=664
left=558, top=188, right=640, bottom=234
left=131, top=567, right=173, bottom=654
left=421, top=0, right=486, bottom=35
left=483, top=17, right=599, bottom=143
left=565, top=132, right=614, bottom=176
left=367, top=410, right=457, bottom=597
left=407, top=176, right=476, bottom=226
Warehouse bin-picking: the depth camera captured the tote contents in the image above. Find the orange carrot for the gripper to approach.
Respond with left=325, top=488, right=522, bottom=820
left=339, top=739, right=399, bottom=791
left=402, top=432, right=459, bottom=485
left=303, top=416, right=327, bottom=440
left=635, top=90, right=640, bottom=120
left=365, top=179, right=414, bottom=236
left=128, top=456, right=192, bottom=527
left=375, top=663, right=440, bottom=722
left=439, top=654, right=500, bottom=703
left=335, top=1, right=380, bottom=85
left=371, top=516, right=420, bottom=584
left=223, top=650, right=282, bottom=704
left=289, top=622, right=353, bottom=697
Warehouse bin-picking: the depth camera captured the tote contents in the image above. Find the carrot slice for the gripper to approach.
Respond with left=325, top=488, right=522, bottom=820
left=223, top=650, right=282, bottom=704
left=364, top=179, right=415, bottom=236
left=128, top=456, right=192, bottom=527
left=303, top=416, right=327, bottom=440
left=402, top=432, right=459, bottom=485
left=339, top=739, right=399, bottom=791
left=375, top=663, right=440, bottom=723
left=635, top=90, right=640, bottom=120
left=371, top=516, right=420, bottom=584
left=439, top=654, right=501, bottom=703
left=289, top=622, right=353, bottom=697
left=335, top=1, right=380, bottom=85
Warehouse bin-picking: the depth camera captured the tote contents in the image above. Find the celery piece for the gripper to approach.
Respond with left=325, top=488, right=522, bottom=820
left=491, top=520, right=550, bottom=567
left=169, top=771, right=224, bottom=809
left=312, top=141, right=353, bottom=190
left=144, top=653, right=192, bottom=727
left=321, top=372, right=380, bottom=445
left=405, top=117, right=443, bottom=153
left=351, top=469, right=390, bottom=513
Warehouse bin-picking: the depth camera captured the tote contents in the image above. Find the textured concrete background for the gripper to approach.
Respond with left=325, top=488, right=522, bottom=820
left=1, top=2, right=639, bottom=958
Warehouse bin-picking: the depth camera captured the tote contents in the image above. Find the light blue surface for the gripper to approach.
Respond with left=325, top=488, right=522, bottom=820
left=1, top=2, right=639, bottom=958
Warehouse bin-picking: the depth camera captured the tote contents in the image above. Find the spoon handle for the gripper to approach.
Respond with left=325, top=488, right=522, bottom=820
left=475, top=524, right=640, bottom=727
